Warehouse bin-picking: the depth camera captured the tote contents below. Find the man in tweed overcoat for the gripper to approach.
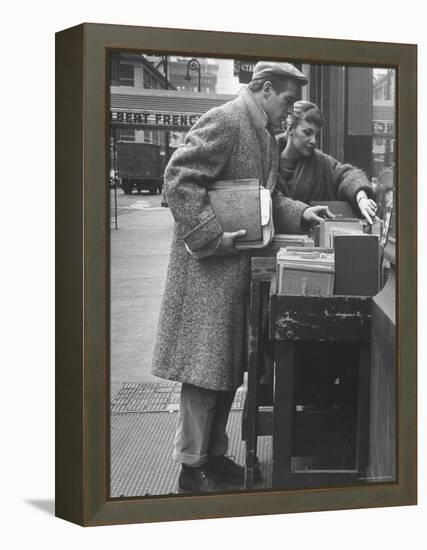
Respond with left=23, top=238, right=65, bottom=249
left=151, top=61, right=330, bottom=493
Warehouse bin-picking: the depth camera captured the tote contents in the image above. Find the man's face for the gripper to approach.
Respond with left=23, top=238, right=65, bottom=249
left=264, top=80, right=299, bottom=128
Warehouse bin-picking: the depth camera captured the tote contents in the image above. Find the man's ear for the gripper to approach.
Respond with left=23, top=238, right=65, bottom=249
left=262, top=80, right=273, bottom=98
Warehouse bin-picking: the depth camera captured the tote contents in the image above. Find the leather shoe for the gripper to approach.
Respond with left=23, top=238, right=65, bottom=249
left=208, top=455, right=244, bottom=484
left=178, top=465, right=221, bottom=493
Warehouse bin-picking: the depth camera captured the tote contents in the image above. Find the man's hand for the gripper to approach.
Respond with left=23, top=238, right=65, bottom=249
left=215, top=230, right=246, bottom=257
left=302, top=205, right=335, bottom=226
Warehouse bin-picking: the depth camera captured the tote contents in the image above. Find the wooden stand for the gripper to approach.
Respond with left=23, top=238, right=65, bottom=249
left=367, top=235, right=396, bottom=482
left=270, top=290, right=371, bottom=488
left=244, top=257, right=274, bottom=488
left=244, top=257, right=372, bottom=489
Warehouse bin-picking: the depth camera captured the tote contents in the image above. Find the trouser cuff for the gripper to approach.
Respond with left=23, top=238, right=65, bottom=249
left=173, top=450, right=208, bottom=467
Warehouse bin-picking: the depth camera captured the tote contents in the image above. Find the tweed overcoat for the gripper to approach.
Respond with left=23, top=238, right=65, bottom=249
left=151, top=88, right=307, bottom=391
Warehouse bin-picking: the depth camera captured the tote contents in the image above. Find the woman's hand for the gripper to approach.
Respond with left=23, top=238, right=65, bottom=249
left=302, top=205, right=335, bottom=226
left=357, top=194, right=378, bottom=224
left=215, top=230, right=246, bottom=257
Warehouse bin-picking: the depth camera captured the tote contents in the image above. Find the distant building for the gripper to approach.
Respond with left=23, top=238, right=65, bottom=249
left=373, top=71, right=395, bottom=101
left=109, top=54, right=396, bottom=184
left=110, top=53, right=173, bottom=146
left=372, top=70, right=395, bottom=174
left=109, top=54, right=234, bottom=172
left=166, top=57, right=219, bottom=93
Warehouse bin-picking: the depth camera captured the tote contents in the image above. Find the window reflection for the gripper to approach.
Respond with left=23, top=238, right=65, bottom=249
left=372, top=68, right=395, bottom=218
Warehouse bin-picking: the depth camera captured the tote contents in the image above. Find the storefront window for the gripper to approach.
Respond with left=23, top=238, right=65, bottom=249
left=143, top=68, right=153, bottom=89
left=108, top=52, right=399, bottom=499
left=118, top=63, right=134, bottom=87
left=118, top=128, right=135, bottom=142
left=372, top=68, right=395, bottom=216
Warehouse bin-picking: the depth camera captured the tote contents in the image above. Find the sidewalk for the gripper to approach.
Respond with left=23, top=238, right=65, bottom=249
left=110, top=380, right=273, bottom=497
left=110, top=196, right=172, bottom=383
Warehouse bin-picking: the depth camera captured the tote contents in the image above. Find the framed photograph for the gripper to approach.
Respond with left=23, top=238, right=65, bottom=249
left=55, top=23, right=417, bottom=526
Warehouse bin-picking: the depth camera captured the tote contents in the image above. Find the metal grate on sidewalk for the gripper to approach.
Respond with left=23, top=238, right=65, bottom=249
left=110, top=381, right=246, bottom=414
left=109, top=380, right=263, bottom=497
left=110, top=410, right=272, bottom=497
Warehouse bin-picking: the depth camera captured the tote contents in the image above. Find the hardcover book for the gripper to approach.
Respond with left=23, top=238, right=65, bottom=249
left=334, top=234, right=380, bottom=296
left=310, top=200, right=357, bottom=217
left=319, top=218, right=364, bottom=248
left=207, top=178, right=273, bottom=249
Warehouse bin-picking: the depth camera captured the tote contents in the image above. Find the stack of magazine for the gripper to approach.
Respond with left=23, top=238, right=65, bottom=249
left=271, top=234, right=315, bottom=250
left=276, top=247, right=335, bottom=296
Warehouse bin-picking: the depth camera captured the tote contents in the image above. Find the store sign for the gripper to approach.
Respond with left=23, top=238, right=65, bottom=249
left=233, top=60, right=257, bottom=83
left=373, top=120, right=394, bottom=135
left=110, top=110, right=201, bottom=128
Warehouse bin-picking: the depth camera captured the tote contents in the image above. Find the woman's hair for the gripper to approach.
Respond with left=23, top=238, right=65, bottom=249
left=287, top=100, right=324, bottom=130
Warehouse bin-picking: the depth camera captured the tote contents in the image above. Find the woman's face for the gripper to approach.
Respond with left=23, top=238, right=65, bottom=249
left=290, top=120, right=320, bottom=157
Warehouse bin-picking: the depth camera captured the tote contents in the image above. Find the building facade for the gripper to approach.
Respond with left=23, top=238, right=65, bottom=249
left=110, top=55, right=396, bottom=190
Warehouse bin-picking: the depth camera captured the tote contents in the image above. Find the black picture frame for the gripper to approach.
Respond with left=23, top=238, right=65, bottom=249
left=55, top=23, right=417, bottom=526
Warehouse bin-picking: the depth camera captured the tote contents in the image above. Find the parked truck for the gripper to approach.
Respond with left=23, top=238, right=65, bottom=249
left=117, top=142, right=163, bottom=195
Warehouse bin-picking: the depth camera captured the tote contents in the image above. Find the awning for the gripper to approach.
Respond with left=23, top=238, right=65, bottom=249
left=110, top=87, right=237, bottom=130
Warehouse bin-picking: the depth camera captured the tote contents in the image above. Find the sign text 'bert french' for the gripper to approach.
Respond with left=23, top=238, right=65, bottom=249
left=110, top=110, right=201, bottom=128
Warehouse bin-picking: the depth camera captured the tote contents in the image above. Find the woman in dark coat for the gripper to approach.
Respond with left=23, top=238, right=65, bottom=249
left=274, top=100, right=377, bottom=228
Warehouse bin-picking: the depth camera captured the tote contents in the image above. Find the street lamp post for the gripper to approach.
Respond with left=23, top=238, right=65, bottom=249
left=185, top=58, right=201, bottom=92
left=160, top=54, right=171, bottom=205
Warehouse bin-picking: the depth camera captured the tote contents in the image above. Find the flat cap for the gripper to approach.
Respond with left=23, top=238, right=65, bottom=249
left=251, top=61, right=308, bottom=84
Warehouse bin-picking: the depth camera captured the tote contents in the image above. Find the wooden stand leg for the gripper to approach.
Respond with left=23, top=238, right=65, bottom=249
left=272, top=341, right=295, bottom=488
left=245, top=281, right=261, bottom=489
left=356, top=342, right=371, bottom=476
